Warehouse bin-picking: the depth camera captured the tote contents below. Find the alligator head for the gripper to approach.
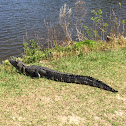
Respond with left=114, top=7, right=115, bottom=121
left=9, top=60, right=27, bottom=73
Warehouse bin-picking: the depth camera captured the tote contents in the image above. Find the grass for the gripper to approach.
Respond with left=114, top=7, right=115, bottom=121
left=0, top=47, right=126, bottom=126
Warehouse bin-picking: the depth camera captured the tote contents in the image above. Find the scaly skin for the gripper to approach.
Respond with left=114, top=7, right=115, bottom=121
left=9, top=60, right=118, bottom=93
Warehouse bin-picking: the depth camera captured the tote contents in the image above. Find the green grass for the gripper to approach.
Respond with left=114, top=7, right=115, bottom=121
left=0, top=47, right=126, bottom=126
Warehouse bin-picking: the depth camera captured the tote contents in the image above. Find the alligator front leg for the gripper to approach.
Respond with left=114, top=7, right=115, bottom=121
left=30, top=69, right=47, bottom=78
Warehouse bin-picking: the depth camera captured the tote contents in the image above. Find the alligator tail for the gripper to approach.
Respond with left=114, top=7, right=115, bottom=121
left=81, top=76, right=118, bottom=92
left=69, top=75, right=118, bottom=92
left=51, top=73, right=118, bottom=93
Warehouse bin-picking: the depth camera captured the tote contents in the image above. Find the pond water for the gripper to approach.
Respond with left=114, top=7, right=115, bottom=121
left=0, top=0, right=126, bottom=61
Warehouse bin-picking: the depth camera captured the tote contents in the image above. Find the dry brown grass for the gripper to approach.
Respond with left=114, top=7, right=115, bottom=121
left=0, top=78, right=125, bottom=126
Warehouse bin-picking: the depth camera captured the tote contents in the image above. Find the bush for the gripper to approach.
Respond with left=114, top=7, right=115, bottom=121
left=74, top=40, right=99, bottom=49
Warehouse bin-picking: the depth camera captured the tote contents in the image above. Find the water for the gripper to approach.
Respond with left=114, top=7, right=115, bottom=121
left=0, top=0, right=126, bottom=62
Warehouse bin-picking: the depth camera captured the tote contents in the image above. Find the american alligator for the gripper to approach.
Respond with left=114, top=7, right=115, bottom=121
left=9, top=60, right=118, bottom=93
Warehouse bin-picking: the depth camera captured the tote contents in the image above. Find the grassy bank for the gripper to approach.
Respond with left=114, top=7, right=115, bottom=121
left=0, top=47, right=126, bottom=126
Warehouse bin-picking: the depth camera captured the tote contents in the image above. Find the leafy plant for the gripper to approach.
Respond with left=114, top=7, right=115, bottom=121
left=74, top=41, right=85, bottom=49
left=74, top=40, right=99, bottom=50
left=23, top=39, right=46, bottom=63
left=84, top=40, right=98, bottom=48
left=23, top=39, right=40, bottom=56
left=83, top=9, right=108, bottom=41
left=91, top=9, right=108, bottom=40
